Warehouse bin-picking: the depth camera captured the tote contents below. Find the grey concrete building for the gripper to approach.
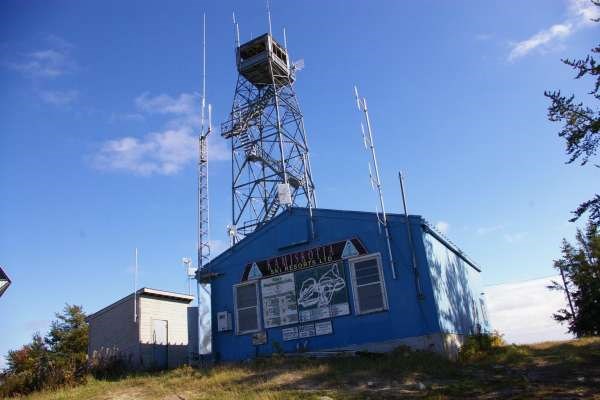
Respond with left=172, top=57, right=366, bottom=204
left=87, top=288, right=194, bottom=370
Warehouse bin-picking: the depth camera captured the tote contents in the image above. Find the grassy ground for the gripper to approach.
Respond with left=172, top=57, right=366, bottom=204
left=16, top=337, right=600, bottom=400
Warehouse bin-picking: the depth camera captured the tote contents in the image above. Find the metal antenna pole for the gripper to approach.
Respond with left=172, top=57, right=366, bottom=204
left=232, top=12, right=240, bottom=54
left=399, top=172, right=423, bottom=298
left=266, top=0, right=273, bottom=36
left=354, top=86, right=397, bottom=279
left=198, top=12, right=211, bottom=272
left=134, top=248, right=138, bottom=323
left=196, top=13, right=214, bottom=361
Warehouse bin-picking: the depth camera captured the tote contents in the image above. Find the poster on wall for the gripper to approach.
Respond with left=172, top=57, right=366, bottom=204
left=261, top=273, right=299, bottom=328
left=295, top=261, right=350, bottom=322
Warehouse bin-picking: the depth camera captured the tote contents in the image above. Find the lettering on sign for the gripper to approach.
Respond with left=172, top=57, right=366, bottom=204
left=261, top=273, right=299, bottom=328
left=282, top=326, right=299, bottom=341
left=241, top=238, right=366, bottom=281
left=315, top=321, right=333, bottom=336
left=298, top=324, right=316, bottom=338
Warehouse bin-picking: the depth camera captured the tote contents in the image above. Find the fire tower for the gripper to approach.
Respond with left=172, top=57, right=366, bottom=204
left=221, top=31, right=316, bottom=241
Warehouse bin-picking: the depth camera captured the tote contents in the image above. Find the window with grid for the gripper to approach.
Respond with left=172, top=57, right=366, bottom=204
left=350, top=254, right=388, bottom=314
left=234, top=282, right=261, bottom=335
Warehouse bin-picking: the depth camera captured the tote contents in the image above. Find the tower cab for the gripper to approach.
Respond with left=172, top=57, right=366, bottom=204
left=237, top=34, right=292, bottom=86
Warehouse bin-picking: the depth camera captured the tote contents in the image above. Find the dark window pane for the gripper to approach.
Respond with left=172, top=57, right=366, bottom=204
left=355, top=259, right=380, bottom=285
left=357, top=283, right=384, bottom=312
left=238, top=307, right=258, bottom=332
left=237, top=284, right=257, bottom=308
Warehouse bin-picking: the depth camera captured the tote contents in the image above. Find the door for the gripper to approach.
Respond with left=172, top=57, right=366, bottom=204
left=152, top=319, right=168, bottom=369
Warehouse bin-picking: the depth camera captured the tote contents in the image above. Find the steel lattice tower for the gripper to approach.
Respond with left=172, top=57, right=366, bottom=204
left=221, top=32, right=316, bottom=241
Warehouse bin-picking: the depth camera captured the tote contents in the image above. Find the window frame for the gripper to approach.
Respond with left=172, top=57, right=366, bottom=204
left=348, top=252, right=389, bottom=315
left=233, top=280, right=262, bottom=335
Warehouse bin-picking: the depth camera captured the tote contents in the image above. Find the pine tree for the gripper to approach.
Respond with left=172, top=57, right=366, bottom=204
left=45, top=304, right=89, bottom=383
left=549, top=222, right=600, bottom=336
left=544, top=1, right=600, bottom=224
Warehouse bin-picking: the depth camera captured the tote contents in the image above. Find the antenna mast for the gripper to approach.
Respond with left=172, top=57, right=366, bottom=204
left=195, top=12, right=213, bottom=360
left=354, top=86, right=397, bottom=280
left=266, top=0, right=273, bottom=36
left=134, top=247, right=138, bottom=322
left=198, top=12, right=211, bottom=272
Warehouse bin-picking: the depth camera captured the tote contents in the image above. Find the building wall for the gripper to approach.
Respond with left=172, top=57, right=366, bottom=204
left=88, top=295, right=140, bottom=367
left=138, top=295, right=190, bottom=369
left=208, top=208, right=447, bottom=362
left=423, top=230, right=489, bottom=335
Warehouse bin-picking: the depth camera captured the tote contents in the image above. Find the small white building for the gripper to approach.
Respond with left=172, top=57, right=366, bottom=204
left=87, top=288, right=194, bottom=370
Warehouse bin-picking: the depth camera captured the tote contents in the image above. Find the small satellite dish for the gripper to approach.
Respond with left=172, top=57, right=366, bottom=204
left=292, top=59, right=304, bottom=72
left=227, top=224, right=237, bottom=238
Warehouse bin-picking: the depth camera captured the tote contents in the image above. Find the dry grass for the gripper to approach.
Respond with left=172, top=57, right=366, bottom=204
left=15, top=337, right=600, bottom=400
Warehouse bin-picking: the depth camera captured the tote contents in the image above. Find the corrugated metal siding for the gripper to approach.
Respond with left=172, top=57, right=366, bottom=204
left=423, top=232, right=489, bottom=335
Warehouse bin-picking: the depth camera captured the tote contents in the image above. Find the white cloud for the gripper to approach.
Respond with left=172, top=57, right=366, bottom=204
left=93, top=92, right=228, bottom=176
left=38, top=89, right=78, bottom=106
left=485, top=276, right=573, bottom=343
left=135, top=92, right=199, bottom=115
left=508, top=23, right=572, bottom=61
left=508, top=0, right=599, bottom=61
left=435, top=221, right=450, bottom=234
left=93, top=128, right=197, bottom=175
left=503, top=231, right=527, bottom=243
left=569, top=0, right=600, bottom=24
left=109, top=112, right=145, bottom=123
left=476, top=224, right=505, bottom=236
left=475, top=33, right=493, bottom=41
left=7, top=37, right=75, bottom=78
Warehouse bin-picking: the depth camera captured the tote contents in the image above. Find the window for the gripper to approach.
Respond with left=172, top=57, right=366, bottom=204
left=234, top=282, right=261, bottom=335
left=349, top=253, right=388, bottom=315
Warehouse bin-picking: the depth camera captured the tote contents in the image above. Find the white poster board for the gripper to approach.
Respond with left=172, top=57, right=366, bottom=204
left=261, top=273, right=299, bottom=328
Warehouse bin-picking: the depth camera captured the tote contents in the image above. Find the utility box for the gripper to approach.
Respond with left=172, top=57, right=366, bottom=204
left=217, top=311, right=232, bottom=332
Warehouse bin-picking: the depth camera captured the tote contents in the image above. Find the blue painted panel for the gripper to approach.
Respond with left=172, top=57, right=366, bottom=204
left=423, top=231, right=490, bottom=335
left=205, top=208, right=484, bottom=361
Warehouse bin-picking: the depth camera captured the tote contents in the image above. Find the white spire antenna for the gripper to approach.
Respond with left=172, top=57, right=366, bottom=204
left=354, top=86, right=397, bottom=280
left=201, top=12, right=206, bottom=138
left=134, top=248, right=138, bottom=322
left=266, top=0, right=273, bottom=36
left=232, top=12, right=240, bottom=50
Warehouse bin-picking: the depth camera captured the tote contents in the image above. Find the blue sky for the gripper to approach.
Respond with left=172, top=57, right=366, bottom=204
left=1, top=0, right=599, bottom=365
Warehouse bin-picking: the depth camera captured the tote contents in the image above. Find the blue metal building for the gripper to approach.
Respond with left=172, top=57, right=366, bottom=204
left=198, top=207, right=489, bottom=362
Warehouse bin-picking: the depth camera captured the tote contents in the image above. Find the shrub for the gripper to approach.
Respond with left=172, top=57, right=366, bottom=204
left=459, top=331, right=505, bottom=362
left=0, top=304, right=89, bottom=397
left=88, top=351, right=128, bottom=380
